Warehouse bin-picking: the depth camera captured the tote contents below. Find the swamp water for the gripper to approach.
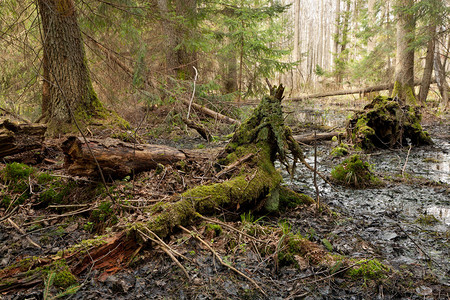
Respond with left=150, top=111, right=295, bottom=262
left=282, top=100, right=449, bottom=283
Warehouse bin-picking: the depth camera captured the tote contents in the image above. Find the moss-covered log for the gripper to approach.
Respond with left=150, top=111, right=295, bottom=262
left=347, top=96, right=432, bottom=150
left=0, top=85, right=313, bottom=293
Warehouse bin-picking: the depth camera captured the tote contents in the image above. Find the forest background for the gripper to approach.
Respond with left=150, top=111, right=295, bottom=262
left=1, top=0, right=449, bottom=129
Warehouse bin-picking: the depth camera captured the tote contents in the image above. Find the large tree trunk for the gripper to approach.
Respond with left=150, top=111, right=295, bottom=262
left=392, top=0, right=416, bottom=104
left=37, top=0, right=101, bottom=132
left=418, top=24, right=436, bottom=104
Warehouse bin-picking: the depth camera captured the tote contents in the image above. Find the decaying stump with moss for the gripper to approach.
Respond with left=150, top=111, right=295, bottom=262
left=0, top=85, right=315, bottom=293
left=347, top=96, right=432, bottom=150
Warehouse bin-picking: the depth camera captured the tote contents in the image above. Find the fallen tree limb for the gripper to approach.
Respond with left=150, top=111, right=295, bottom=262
left=61, top=136, right=186, bottom=178
left=181, top=98, right=240, bottom=125
left=0, top=119, right=47, bottom=158
left=287, top=79, right=436, bottom=102
left=293, top=132, right=344, bottom=144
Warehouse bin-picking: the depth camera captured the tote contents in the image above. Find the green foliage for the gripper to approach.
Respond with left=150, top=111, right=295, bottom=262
left=348, top=259, right=389, bottom=280
left=331, top=143, right=350, bottom=157
left=91, top=201, right=118, bottom=225
left=2, top=162, right=34, bottom=182
left=331, top=155, right=381, bottom=188
left=206, top=223, right=223, bottom=237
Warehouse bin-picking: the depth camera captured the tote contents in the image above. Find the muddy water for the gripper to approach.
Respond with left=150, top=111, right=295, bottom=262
left=282, top=101, right=449, bottom=282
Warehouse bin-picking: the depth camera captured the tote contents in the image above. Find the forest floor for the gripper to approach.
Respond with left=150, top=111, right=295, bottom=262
left=0, top=97, right=449, bottom=299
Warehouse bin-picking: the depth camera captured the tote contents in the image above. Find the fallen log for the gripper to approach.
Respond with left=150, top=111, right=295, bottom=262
left=181, top=98, right=240, bottom=125
left=286, top=79, right=436, bottom=102
left=61, top=136, right=187, bottom=178
left=294, top=132, right=345, bottom=144
left=0, top=119, right=47, bottom=158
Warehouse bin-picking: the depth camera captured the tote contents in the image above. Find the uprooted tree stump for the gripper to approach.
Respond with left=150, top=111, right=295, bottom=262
left=0, top=85, right=315, bottom=293
left=346, top=96, right=433, bottom=150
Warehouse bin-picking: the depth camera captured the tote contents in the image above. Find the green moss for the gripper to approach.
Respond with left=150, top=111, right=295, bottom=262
left=331, top=155, right=381, bottom=188
left=348, top=259, right=389, bottom=280
left=206, top=223, right=223, bottom=237
left=48, top=260, right=77, bottom=288
left=331, top=143, right=350, bottom=157
left=2, top=162, right=34, bottom=182
left=415, top=214, right=440, bottom=225
left=91, top=201, right=118, bottom=224
left=279, top=186, right=314, bottom=209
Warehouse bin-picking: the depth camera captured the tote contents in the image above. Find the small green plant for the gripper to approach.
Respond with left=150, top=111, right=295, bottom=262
left=331, top=143, right=350, bottom=157
left=348, top=259, right=389, bottom=280
left=321, top=238, right=333, bottom=252
left=331, top=155, right=381, bottom=188
left=91, top=201, right=118, bottom=225
left=206, top=223, right=223, bottom=237
left=415, top=214, right=440, bottom=226
left=83, top=222, right=94, bottom=232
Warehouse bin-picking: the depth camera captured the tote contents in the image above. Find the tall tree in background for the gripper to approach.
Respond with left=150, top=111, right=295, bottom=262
left=37, top=0, right=101, bottom=131
left=392, top=0, right=416, bottom=104
left=157, top=0, right=198, bottom=80
left=418, top=23, right=436, bottom=104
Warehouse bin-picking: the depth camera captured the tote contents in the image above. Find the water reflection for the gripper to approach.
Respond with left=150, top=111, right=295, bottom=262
left=426, top=206, right=450, bottom=226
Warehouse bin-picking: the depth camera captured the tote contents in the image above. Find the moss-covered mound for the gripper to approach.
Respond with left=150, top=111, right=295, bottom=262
left=347, top=96, right=432, bottom=150
left=331, top=155, right=382, bottom=188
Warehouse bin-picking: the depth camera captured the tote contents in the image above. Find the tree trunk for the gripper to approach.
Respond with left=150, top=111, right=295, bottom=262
left=434, top=46, right=449, bottom=109
left=333, top=0, right=341, bottom=84
left=37, top=0, right=101, bottom=131
left=157, top=0, right=198, bottom=79
left=367, top=0, right=376, bottom=52
left=418, top=24, right=436, bottom=104
left=293, top=0, right=301, bottom=93
left=392, top=0, right=416, bottom=104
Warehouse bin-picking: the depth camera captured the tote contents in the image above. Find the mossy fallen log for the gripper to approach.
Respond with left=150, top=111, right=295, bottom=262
left=0, top=85, right=314, bottom=293
left=346, top=96, right=432, bottom=150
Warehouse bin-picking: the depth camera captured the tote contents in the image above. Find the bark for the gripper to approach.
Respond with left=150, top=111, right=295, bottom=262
left=37, top=0, right=100, bottom=130
left=392, top=0, right=416, bottom=104
left=418, top=24, right=436, bottom=104
left=293, top=0, right=301, bottom=93
left=61, top=137, right=187, bottom=178
left=367, top=0, right=376, bottom=52
left=0, top=120, right=47, bottom=158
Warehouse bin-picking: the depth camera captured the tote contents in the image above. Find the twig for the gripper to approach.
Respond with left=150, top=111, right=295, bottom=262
left=24, top=207, right=94, bottom=225
left=141, top=227, right=189, bottom=261
left=186, top=66, right=198, bottom=120
left=179, top=225, right=267, bottom=297
left=7, top=218, right=42, bottom=249
left=313, top=131, right=320, bottom=209
left=137, top=229, right=190, bottom=280
left=195, top=213, right=266, bottom=243
left=402, top=144, right=412, bottom=178
left=0, top=205, right=18, bottom=223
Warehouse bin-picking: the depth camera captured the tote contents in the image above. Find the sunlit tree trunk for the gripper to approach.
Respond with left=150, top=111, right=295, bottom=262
left=333, top=0, right=341, bottom=84
left=367, top=0, right=376, bottom=52
left=293, top=0, right=300, bottom=93
left=434, top=44, right=449, bottom=109
left=418, top=24, right=436, bottom=104
left=392, top=0, right=416, bottom=104
left=38, top=0, right=100, bottom=131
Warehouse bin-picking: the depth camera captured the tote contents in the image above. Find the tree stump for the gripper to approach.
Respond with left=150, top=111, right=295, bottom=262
left=346, top=96, right=432, bottom=150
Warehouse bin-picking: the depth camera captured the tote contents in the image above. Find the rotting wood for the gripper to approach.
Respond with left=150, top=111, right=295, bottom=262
left=182, top=117, right=212, bottom=141
left=61, top=136, right=186, bottom=178
left=0, top=119, right=47, bottom=158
